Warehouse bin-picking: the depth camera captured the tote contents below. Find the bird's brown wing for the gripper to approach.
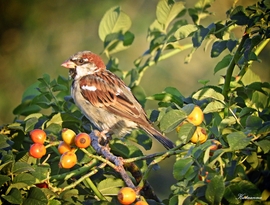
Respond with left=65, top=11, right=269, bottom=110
left=79, top=71, right=150, bottom=126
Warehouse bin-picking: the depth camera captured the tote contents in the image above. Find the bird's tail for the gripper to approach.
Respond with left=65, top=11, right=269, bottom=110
left=143, top=126, right=175, bottom=150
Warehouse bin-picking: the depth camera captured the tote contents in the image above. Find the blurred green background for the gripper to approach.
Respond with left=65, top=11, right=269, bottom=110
left=1, top=0, right=269, bottom=199
left=1, top=0, right=269, bottom=125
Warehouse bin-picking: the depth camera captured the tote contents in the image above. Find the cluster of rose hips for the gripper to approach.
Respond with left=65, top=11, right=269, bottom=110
left=176, top=105, right=208, bottom=144
left=29, top=129, right=47, bottom=158
left=29, top=129, right=148, bottom=204
left=29, top=128, right=91, bottom=169
left=58, top=128, right=91, bottom=169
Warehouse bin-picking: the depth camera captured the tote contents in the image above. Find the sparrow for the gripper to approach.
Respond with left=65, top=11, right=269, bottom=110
left=61, top=51, right=175, bottom=149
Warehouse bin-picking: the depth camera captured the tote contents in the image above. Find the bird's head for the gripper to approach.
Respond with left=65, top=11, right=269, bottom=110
left=61, top=51, right=106, bottom=79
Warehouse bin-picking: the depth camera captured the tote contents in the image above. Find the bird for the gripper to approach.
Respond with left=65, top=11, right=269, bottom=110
left=61, top=51, right=175, bottom=149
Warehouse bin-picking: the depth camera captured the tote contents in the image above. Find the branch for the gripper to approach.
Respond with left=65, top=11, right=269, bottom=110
left=89, top=130, right=136, bottom=189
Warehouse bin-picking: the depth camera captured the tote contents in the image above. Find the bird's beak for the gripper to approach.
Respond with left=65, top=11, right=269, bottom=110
left=61, top=60, right=76, bottom=69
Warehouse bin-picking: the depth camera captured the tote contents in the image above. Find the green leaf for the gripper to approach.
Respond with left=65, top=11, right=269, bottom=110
left=230, top=6, right=250, bottom=25
left=164, top=87, right=183, bottom=98
left=25, top=117, right=39, bottom=133
left=224, top=180, right=261, bottom=204
left=177, top=122, right=196, bottom=143
left=147, top=87, right=183, bottom=106
left=173, top=157, right=194, bottom=180
left=242, top=67, right=261, bottom=86
left=192, top=88, right=224, bottom=102
left=255, top=140, right=270, bottom=154
left=246, top=115, right=262, bottom=130
left=227, top=39, right=238, bottom=52
left=98, top=6, right=131, bottom=42
left=174, top=24, right=197, bottom=40
left=59, top=189, right=78, bottom=203
left=203, top=101, right=225, bottom=114
left=30, top=165, right=50, bottom=181
left=192, top=26, right=210, bottom=47
left=126, top=130, right=152, bottom=150
left=110, top=139, right=145, bottom=162
left=211, top=40, right=228, bottom=57
left=7, top=173, right=36, bottom=195
left=46, top=113, right=81, bottom=127
left=257, top=122, right=270, bottom=135
left=227, top=131, right=252, bottom=151
left=97, top=178, right=124, bottom=195
left=103, top=31, right=134, bottom=54
left=48, top=199, right=62, bottom=205
left=0, top=174, right=10, bottom=187
left=19, top=81, right=40, bottom=102
left=13, top=162, right=35, bottom=174
left=13, top=101, right=41, bottom=116
left=221, top=116, right=236, bottom=127
left=0, top=134, right=12, bottom=149
left=160, top=109, right=186, bottom=132
left=2, top=188, right=23, bottom=204
left=23, top=187, right=48, bottom=205
left=246, top=152, right=259, bottom=169
left=205, top=175, right=225, bottom=204
left=156, top=0, right=185, bottom=30
left=214, top=54, right=232, bottom=74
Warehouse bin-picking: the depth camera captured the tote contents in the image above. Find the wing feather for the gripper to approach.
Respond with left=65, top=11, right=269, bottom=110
left=79, top=71, right=149, bottom=125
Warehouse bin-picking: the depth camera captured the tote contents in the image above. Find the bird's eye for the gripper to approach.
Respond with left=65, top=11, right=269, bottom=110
left=78, top=59, right=84, bottom=64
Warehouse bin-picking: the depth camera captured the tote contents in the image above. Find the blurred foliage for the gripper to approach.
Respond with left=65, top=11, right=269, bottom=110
left=1, top=0, right=269, bottom=125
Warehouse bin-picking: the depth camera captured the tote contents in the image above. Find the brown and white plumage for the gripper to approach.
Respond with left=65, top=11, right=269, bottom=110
left=61, top=51, right=175, bottom=149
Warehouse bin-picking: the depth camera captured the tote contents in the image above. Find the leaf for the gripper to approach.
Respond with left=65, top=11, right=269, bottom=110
left=242, top=69, right=261, bottom=86
left=30, top=165, right=50, bottom=181
left=160, top=109, right=186, bottom=132
left=2, top=188, right=23, bottom=204
left=227, top=131, right=252, bottom=151
left=214, top=54, right=232, bottom=74
left=255, top=140, right=270, bottom=154
left=224, top=180, right=261, bottom=204
left=0, top=175, right=10, bottom=187
left=174, top=24, right=197, bottom=39
left=103, top=31, right=134, bottom=54
left=257, top=122, right=270, bottom=135
left=205, top=175, right=225, bottom=204
left=164, top=87, right=183, bottom=98
left=13, top=162, right=35, bottom=174
left=156, top=0, right=185, bottom=30
left=227, top=39, right=238, bottom=52
left=25, top=117, right=39, bottom=133
left=246, top=115, right=262, bottom=130
left=246, top=152, right=259, bottom=169
left=192, top=26, right=210, bottom=47
left=230, top=6, right=250, bottom=25
left=126, top=130, right=152, bottom=150
left=177, top=122, right=196, bottom=143
left=211, top=40, right=228, bottom=58
left=192, top=88, right=224, bottom=102
left=0, top=134, right=12, bottom=149
left=97, top=178, right=125, bottom=195
left=203, top=101, right=225, bottom=114
left=13, top=173, right=35, bottom=184
left=13, top=101, right=41, bottom=116
left=147, top=93, right=182, bottom=105
left=59, top=189, right=79, bottom=202
left=98, top=6, right=131, bottom=42
left=23, top=187, right=48, bottom=205
left=46, top=113, right=81, bottom=127
left=173, top=157, right=194, bottom=180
